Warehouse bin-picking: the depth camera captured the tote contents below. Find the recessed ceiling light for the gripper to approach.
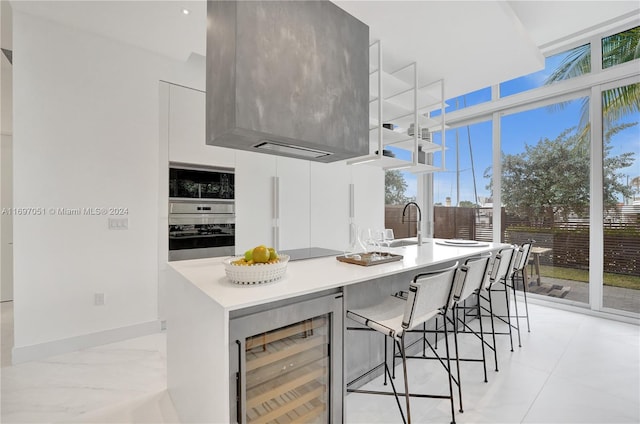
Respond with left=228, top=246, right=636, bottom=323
left=182, top=8, right=190, bottom=15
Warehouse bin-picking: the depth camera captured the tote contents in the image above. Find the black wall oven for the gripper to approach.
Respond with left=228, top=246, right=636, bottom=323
left=169, top=163, right=234, bottom=199
left=169, top=164, right=235, bottom=261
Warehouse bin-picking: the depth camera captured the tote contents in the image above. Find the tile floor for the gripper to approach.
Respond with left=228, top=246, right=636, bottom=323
left=1, top=300, right=638, bottom=423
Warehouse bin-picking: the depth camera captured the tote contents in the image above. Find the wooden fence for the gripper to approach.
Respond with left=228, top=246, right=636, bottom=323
left=384, top=205, right=417, bottom=239
left=392, top=205, right=640, bottom=277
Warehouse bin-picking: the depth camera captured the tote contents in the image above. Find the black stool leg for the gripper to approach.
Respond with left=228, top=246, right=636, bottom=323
left=521, top=268, right=531, bottom=332
left=503, top=281, right=514, bottom=352
left=442, top=313, right=457, bottom=424
left=384, top=351, right=407, bottom=424
left=511, top=274, right=522, bottom=348
left=487, top=289, right=499, bottom=371
left=477, top=296, right=488, bottom=382
left=392, top=340, right=396, bottom=379
left=434, top=317, right=439, bottom=350
left=397, top=335, right=411, bottom=424
left=422, top=322, right=427, bottom=357
left=384, top=337, right=388, bottom=386
left=452, top=310, right=463, bottom=413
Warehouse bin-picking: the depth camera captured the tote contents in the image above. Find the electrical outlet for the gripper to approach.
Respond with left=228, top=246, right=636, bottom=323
left=108, top=218, right=128, bottom=230
left=94, top=293, right=105, bottom=306
left=160, top=320, right=167, bottom=331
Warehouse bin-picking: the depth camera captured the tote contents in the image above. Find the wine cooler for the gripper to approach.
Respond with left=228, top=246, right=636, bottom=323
left=230, top=291, right=343, bottom=423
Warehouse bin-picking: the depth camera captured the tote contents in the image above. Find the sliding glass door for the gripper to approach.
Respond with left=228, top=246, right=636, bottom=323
left=500, top=96, right=591, bottom=304
left=601, top=80, right=640, bottom=315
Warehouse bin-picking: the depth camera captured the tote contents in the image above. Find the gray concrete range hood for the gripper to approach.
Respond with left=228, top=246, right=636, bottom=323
left=205, top=0, right=369, bottom=163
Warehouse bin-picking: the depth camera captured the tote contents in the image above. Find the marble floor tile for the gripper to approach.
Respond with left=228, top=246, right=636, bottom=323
left=0, top=300, right=638, bottom=423
left=1, top=301, right=14, bottom=367
left=522, top=373, right=640, bottom=423
left=1, top=333, right=168, bottom=423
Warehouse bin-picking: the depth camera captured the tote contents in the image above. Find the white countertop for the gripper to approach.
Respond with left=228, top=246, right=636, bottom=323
left=168, top=238, right=508, bottom=312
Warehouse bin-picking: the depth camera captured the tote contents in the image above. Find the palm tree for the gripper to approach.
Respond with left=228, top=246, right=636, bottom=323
left=545, top=26, right=640, bottom=128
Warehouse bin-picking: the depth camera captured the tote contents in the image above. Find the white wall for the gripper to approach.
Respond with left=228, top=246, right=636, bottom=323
left=12, top=11, right=204, bottom=358
left=1, top=134, right=12, bottom=302
left=0, top=0, right=13, bottom=303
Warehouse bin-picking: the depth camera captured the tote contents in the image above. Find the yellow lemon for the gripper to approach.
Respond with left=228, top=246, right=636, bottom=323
left=268, top=248, right=278, bottom=261
left=252, top=245, right=270, bottom=263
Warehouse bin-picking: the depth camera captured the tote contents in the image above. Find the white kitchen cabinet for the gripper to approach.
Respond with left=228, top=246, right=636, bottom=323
left=351, top=164, right=385, bottom=232
left=309, top=162, right=384, bottom=251
left=235, top=151, right=277, bottom=253
left=309, top=161, right=351, bottom=250
left=235, top=152, right=310, bottom=253
left=275, top=156, right=310, bottom=251
left=167, top=83, right=235, bottom=168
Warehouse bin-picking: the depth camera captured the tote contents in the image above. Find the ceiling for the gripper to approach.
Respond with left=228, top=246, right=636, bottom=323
left=7, top=0, right=640, bottom=100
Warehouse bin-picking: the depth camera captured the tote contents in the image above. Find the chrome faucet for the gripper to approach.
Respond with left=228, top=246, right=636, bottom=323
left=402, top=202, right=422, bottom=246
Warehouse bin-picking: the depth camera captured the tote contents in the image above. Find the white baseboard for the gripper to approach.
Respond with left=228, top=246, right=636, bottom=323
left=11, top=320, right=162, bottom=364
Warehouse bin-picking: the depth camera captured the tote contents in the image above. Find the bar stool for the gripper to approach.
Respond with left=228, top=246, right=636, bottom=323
left=448, top=255, right=492, bottom=410
left=414, top=255, right=491, bottom=414
left=477, top=247, right=516, bottom=365
left=485, top=246, right=519, bottom=351
left=346, top=263, right=460, bottom=424
left=511, top=242, right=534, bottom=335
left=496, top=242, right=533, bottom=348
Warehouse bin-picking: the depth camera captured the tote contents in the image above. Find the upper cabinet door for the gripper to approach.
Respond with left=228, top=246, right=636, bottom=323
left=235, top=152, right=310, bottom=253
left=234, top=151, right=277, bottom=253
left=351, top=165, right=385, bottom=232
left=309, top=161, right=350, bottom=250
left=168, top=84, right=235, bottom=168
left=276, top=157, right=310, bottom=251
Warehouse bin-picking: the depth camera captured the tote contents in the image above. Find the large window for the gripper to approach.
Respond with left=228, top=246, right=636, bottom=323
left=602, top=26, right=640, bottom=69
left=384, top=147, right=417, bottom=238
left=431, top=121, right=493, bottom=240
left=443, top=87, right=492, bottom=113
left=602, top=81, right=640, bottom=314
left=500, top=97, right=591, bottom=304
left=500, top=44, right=591, bottom=98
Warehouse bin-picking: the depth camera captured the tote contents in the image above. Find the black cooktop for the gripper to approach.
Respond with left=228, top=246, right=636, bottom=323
left=279, top=247, right=343, bottom=261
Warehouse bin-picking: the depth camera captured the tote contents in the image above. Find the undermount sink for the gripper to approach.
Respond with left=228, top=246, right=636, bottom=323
left=389, top=238, right=418, bottom=247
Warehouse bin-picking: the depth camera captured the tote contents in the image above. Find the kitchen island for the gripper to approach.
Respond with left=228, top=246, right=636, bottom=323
left=165, top=238, right=508, bottom=423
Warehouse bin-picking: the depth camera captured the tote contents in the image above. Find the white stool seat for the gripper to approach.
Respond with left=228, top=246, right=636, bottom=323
left=347, top=296, right=406, bottom=339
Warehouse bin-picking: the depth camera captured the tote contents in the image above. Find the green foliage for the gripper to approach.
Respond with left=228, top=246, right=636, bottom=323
left=538, top=265, right=640, bottom=290
left=545, top=27, right=640, bottom=130
left=602, top=26, right=640, bottom=70
left=488, top=124, right=636, bottom=225
left=458, top=200, right=478, bottom=208
left=385, top=170, right=414, bottom=205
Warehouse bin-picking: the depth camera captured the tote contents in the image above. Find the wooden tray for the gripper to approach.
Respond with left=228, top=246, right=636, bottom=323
left=336, top=252, right=403, bottom=266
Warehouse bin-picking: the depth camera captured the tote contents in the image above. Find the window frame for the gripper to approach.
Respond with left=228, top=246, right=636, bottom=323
left=417, top=22, right=640, bottom=319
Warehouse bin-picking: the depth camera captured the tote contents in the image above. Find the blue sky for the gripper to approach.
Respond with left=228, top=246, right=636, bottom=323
left=396, top=49, right=639, bottom=205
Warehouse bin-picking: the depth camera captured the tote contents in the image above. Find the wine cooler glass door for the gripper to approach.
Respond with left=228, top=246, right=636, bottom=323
left=230, top=292, right=343, bottom=424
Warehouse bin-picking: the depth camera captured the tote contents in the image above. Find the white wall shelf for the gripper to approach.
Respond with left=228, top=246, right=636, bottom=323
left=350, top=40, right=446, bottom=172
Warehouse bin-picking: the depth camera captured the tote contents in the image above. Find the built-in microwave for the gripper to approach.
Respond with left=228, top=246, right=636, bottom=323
left=169, top=162, right=234, bottom=200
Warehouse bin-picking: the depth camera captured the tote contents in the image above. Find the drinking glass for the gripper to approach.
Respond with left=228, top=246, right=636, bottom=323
left=375, top=229, right=388, bottom=256
left=361, top=228, right=379, bottom=259
left=384, top=229, right=395, bottom=247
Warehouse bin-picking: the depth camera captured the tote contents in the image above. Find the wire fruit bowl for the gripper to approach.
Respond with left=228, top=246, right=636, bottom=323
left=224, top=255, right=290, bottom=285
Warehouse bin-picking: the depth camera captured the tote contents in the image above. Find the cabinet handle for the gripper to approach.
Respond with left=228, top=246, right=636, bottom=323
left=349, top=183, right=355, bottom=219
left=272, top=226, right=279, bottom=251
left=272, top=176, right=280, bottom=220
left=272, top=177, right=280, bottom=250
left=236, top=340, right=244, bottom=424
